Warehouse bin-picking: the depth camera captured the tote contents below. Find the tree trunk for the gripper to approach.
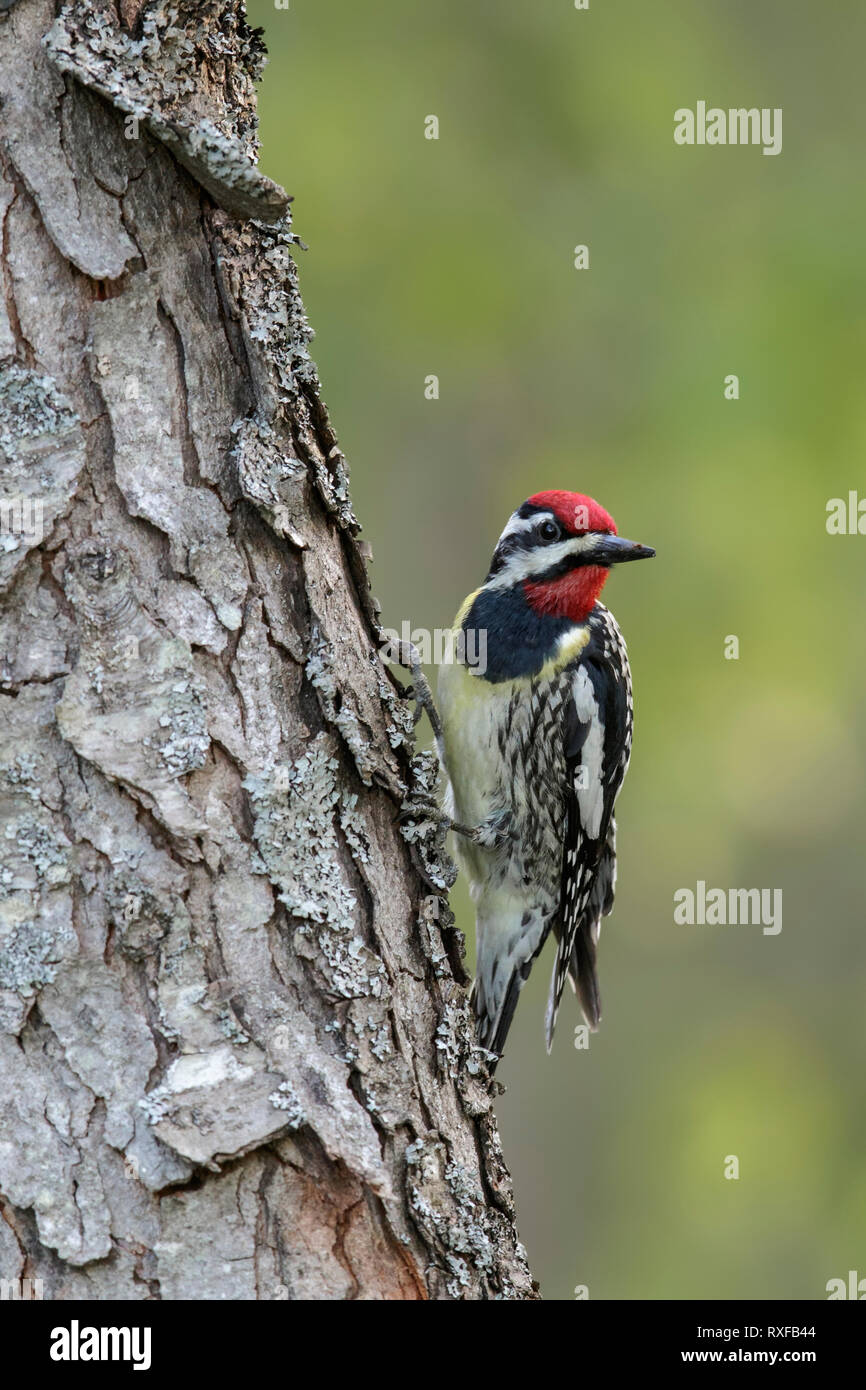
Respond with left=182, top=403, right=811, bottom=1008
left=0, top=0, right=533, bottom=1300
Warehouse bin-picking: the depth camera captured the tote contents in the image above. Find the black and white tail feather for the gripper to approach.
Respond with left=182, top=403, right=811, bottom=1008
left=543, top=614, right=632, bottom=1053
left=545, top=818, right=617, bottom=1049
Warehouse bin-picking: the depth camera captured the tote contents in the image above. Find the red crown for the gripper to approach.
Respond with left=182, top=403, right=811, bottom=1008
left=528, top=490, right=616, bottom=536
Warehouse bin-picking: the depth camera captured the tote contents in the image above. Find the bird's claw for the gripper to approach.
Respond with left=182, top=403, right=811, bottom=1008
left=397, top=792, right=444, bottom=825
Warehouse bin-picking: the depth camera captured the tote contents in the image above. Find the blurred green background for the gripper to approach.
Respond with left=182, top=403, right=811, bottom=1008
left=248, top=0, right=866, bottom=1299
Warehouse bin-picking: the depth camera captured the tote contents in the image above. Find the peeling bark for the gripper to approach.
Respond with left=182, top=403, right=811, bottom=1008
left=0, top=0, right=534, bottom=1300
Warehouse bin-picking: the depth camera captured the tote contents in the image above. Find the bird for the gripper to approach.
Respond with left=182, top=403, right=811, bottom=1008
left=435, top=490, right=654, bottom=1066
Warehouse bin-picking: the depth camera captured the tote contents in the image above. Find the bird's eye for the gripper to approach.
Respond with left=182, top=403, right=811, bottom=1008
left=539, top=519, right=560, bottom=542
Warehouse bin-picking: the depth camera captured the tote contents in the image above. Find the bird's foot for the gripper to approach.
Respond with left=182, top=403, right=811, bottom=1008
left=394, top=641, right=445, bottom=743
left=468, top=807, right=514, bottom=851
left=399, top=797, right=511, bottom=851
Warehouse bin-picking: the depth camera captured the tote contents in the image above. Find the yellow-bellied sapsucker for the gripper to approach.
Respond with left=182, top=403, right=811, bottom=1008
left=435, top=490, right=654, bottom=1066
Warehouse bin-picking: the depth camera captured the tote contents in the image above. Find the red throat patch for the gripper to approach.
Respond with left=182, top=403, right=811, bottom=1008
left=524, top=565, right=610, bottom=623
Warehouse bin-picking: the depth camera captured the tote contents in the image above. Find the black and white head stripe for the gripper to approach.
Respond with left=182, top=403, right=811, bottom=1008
left=486, top=504, right=607, bottom=587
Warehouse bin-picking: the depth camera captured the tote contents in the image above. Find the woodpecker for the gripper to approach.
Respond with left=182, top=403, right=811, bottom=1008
left=435, top=490, right=654, bottom=1065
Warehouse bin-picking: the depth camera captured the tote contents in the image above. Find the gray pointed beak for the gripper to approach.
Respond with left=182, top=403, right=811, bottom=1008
left=593, top=535, right=656, bottom=566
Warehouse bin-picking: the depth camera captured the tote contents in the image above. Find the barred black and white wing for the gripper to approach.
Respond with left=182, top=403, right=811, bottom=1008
left=545, top=606, right=633, bottom=1050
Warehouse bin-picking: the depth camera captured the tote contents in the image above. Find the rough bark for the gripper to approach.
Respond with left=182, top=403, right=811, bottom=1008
left=0, top=0, right=534, bottom=1300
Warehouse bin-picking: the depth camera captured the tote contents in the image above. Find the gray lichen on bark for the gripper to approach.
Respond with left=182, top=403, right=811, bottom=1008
left=0, top=0, right=535, bottom=1299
